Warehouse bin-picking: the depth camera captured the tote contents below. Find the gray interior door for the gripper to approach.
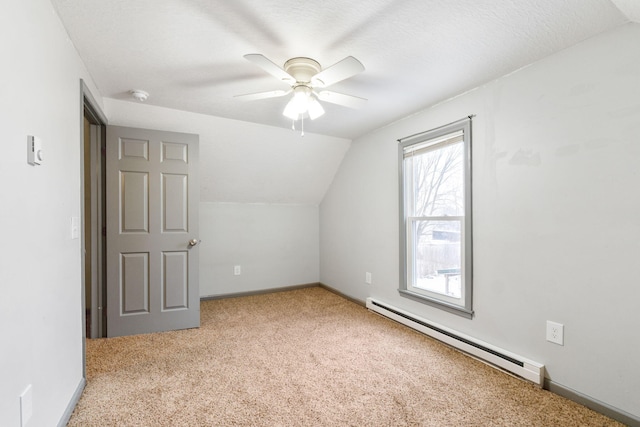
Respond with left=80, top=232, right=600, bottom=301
left=106, top=125, right=200, bottom=337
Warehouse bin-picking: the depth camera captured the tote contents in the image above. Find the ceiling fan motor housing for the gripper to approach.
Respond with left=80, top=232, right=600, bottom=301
left=283, top=57, right=321, bottom=84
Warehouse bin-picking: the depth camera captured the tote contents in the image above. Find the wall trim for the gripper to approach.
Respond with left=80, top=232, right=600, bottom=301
left=544, top=379, right=639, bottom=427
left=200, top=283, right=366, bottom=308
left=57, top=378, right=86, bottom=427
left=318, top=283, right=366, bottom=307
left=200, top=282, right=320, bottom=301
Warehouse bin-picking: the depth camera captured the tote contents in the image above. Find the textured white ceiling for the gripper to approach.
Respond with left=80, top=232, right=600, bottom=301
left=51, top=0, right=631, bottom=139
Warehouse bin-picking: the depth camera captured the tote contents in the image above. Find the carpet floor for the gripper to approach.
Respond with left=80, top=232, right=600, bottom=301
left=68, top=287, right=622, bottom=426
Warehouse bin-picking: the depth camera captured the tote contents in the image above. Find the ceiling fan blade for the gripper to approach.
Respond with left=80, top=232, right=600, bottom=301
left=317, top=91, right=367, bottom=109
left=311, top=56, right=365, bottom=87
left=243, top=54, right=295, bottom=83
left=234, top=89, right=290, bottom=101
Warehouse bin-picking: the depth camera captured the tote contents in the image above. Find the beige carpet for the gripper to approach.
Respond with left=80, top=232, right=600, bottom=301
left=68, top=287, right=622, bottom=426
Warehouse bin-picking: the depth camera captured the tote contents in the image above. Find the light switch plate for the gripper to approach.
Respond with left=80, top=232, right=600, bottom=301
left=27, top=135, right=43, bottom=165
left=71, top=217, right=79, bottom=239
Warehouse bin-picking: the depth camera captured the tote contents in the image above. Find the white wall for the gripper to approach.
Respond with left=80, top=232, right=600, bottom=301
left=104, top=100, right=346, bottom=296
left=200, top=203, right=319, bottom=296
left=0, top=0, right=103, bottom=425
left=320, top=23, right=640, bottom=419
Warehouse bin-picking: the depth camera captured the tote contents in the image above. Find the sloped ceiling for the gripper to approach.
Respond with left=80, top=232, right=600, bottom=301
left=51, top=0, right=633, bottom=140
left=611, top=0, right=640, bottom=22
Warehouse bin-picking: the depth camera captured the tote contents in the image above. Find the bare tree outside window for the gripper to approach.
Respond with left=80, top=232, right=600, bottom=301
left=412, top=142, right=464, bottom=218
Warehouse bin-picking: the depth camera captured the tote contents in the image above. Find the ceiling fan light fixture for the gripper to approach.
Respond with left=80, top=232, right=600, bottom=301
left=282, top=97, right=300, bottom=120
left=291, top=87, right=310, bottom=112
left=308, top=97, right=325, bottom=120
left=282, top=85, right=325, bottom=120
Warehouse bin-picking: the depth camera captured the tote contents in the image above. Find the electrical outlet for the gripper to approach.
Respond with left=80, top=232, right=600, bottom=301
left=365, top=272, right=372, bottom=284
left=233, top=265, right=241, bottom=276
left=546, top=321, right=564, bottom=345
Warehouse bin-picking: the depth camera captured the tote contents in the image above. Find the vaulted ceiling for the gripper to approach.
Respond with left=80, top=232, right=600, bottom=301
left=52, top=0, right=638, bottom=140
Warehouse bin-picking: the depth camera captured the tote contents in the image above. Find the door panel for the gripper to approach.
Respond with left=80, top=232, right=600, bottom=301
left=106, top=125, right=199, bottom=337
left=162, top=173, right=188, bottom=232
left=121, top=171, right=149, bottom=233
left=121, top=252, right=149, bottom=314
left=162, top=251, right=188, bottom=310
left=120, top=137, right=149, bottom=160
left=162, top=141, right=188, bottom=162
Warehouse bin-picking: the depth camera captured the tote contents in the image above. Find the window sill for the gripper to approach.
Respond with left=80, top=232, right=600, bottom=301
left=398, top=289, right=474, bottom=319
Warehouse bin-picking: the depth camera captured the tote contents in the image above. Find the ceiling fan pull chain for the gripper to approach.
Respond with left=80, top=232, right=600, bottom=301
left=301, top=116, right=305, bottom=137
left=291, top=119, right=296, bottom=131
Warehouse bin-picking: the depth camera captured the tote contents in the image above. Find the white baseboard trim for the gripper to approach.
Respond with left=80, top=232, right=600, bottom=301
left=200, top=282, right=320, bottom=301
left=57, top=378, right=86, bottom=427
left=544, top=379, right=639, bottom=427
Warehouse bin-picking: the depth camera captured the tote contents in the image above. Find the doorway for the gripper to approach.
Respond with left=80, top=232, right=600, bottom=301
left=81, top=81, right=107, bottom=340
left=79, top=82, right=201, bottom=343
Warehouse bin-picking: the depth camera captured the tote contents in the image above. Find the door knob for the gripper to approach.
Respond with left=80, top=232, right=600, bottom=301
left=188, top=239, right=199, bottom=246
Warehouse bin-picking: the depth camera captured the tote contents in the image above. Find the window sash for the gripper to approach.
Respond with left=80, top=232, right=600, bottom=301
left=406, top=217, right=466, bottom=306
left=398, top=116, right=473, bottom=318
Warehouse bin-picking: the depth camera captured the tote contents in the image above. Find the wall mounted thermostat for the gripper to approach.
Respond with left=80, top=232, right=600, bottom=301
left=27, top=135, right=43, bottom=165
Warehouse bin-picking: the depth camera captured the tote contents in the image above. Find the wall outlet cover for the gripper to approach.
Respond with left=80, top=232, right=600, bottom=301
left=546, top=320, right=564, bottom=345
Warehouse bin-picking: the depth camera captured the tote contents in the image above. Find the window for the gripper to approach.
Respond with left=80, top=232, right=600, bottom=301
left=398, top=117, right=473, bottom=318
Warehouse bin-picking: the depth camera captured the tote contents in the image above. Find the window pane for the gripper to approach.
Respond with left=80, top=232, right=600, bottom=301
left=412, top=219, right=461, bottom=298
left=409, top=141, right=463, bottom=217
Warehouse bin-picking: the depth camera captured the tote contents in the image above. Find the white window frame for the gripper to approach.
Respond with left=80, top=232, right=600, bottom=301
left=398, top=117, right=473, bottom=318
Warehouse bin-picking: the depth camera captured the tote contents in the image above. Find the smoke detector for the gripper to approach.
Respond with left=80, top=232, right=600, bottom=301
left=130, top=89, right=149, bottom=102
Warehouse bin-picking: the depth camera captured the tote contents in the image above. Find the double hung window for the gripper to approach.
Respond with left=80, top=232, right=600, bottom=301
left=398, top=117, right=473, bottom=317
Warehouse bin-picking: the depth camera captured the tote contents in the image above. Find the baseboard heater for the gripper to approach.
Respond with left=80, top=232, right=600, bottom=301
left=366, top=298, right=545, bottom=386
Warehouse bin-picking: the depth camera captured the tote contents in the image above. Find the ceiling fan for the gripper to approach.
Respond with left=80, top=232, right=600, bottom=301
left=235, top=54, right=367, bottom=125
